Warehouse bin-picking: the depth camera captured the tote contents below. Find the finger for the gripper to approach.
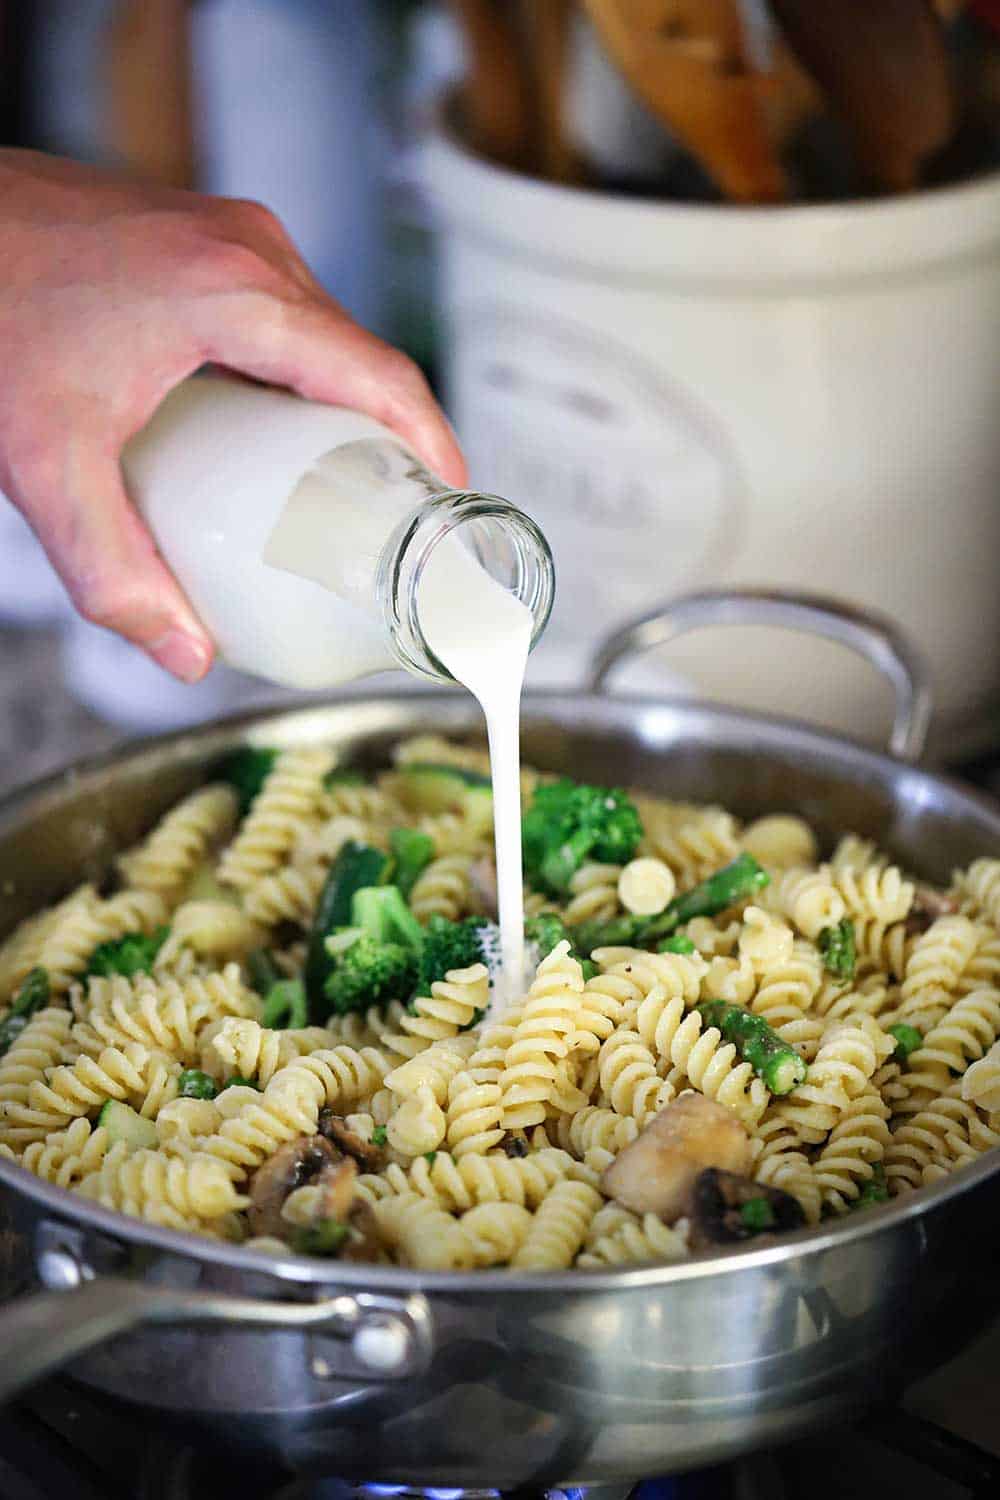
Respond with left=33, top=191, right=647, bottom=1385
left=13, top=445, right=213, bottom=683
left=200, top=292, right=469, bottom=490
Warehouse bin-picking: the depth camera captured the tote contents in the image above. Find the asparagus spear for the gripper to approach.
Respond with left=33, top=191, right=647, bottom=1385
left=572, top=854, right=769, bottom=955
left=697, top=999, right=807, bottom=1095
left=819, top=918, right=856, bottom=981
left=0, top=967, right=50, bottom=1058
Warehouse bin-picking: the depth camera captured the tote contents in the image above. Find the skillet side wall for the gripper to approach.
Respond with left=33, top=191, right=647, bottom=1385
left=0, top=691, right=998, bottom=1482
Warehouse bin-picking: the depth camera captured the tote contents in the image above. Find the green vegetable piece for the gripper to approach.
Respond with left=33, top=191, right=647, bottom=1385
left=658, top=934, right=696, bottom=955
left=819, top=918, right=856, bottom=981
left=322, top=767, right=365, bottom=790
left=697, top=999, right=807, bottom=1095
left=222, top=1075, right=261, bottom=1091
left=522, top=777, right=642, bottom=897
left=418, top=914, right=493, bottom=994
left=178, top=1069, right=218, bottom=1100
left=524, top=913, right=598, bottom=981
left=570, top=913, right=646, bottom=956
left=261, top=979, right=307, bottom=1030
left=0, top=965, right=51, bottom=1057
left=87, top=926, right=169, bottom=980
left=324, top=934, right=416, bottom=1015
left=424, top=1151, right=437, bottom=1165
left=217, top=746, right=278, bottom=815
left=371, top=1125, right=388, bottom=1147
left=889, top=1023, right=923, bottom=1062
left=97, top=1100, right=158, bottom=1149
left=247, top=948, right=281, bottom=997
left=652, top=854, right=769, bottom=938
left=305, top=842, right=393, bottom=1012
left=739, top=1197, right=777, bottom=1232
left=853, top=1164, right=889, bottom=1208
left=390, top=827, right=435, bottom=900
left=400, top=763, right=494, bottom=836
left=11, top=967, right=49, bottom=1015
left=290, top=1216, right=351, bottom=1257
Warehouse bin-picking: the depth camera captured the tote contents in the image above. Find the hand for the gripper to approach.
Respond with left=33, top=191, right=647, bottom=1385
left=0, top=150, right=467, bottom=682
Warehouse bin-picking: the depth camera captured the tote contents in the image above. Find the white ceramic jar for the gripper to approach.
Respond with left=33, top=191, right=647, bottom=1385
left=423, top=123, right=1000, bottom=759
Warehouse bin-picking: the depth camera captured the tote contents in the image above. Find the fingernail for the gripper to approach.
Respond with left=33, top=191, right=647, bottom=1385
left=148, top=630, right=212, bottom=684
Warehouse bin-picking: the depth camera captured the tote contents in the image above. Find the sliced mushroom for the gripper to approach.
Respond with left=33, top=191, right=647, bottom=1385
left=247, top=1135, right=340, bottom=1238
left=318, top=1109, right=385, bottom=1171
left=686, top=1168, right=805, bottom=1250
left=288, top=1156, right=381, bottom=1262
left=907, top=884, right=959, bottom=935
left=470, top=855, right=498, bottom=918
left=502, top=1134, right=529, bottom=1159
left=601, top=1092, right=752, bottom=1221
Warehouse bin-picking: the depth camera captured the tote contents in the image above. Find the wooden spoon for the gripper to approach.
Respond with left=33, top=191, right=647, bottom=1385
left=767, top=0, right=957, bottom=192
left=447, top=0, right=536, bottom=169
left=582, top=0, right=787, bottom=201
left=517, top=0, right=581, bottom=183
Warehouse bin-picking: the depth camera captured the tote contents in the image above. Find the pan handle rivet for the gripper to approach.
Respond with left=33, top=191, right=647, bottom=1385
left=351, top=1316, right=411, bottom=1373
left=37, top=1249, right=82, bottom=1290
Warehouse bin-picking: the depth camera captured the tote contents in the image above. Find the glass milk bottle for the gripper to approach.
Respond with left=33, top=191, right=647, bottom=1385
left=121, top=374, right=554, bottom=690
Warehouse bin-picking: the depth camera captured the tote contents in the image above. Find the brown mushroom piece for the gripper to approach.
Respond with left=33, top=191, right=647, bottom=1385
left=247, top=1135, right=340, bottom=1239
left=601, top=1093, right=752, bottom=1221
left=469, top=855, right=498, bottom=918
left=289, top=1156, right=381, bottom=1263
left=686, top=1168, right=805, bottom=1251
left=907, top=884, right=959, bottom=935
left=318, top=1109, right=385, bottom=1171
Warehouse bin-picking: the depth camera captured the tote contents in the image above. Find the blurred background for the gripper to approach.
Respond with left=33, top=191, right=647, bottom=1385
left=0, top=0, right=998, bottom=794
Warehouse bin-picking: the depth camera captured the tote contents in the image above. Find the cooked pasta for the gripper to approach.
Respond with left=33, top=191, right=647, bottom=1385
left=4, top=734, right=1000, bottom=1270
left=118, top=784, right=238, bottom=904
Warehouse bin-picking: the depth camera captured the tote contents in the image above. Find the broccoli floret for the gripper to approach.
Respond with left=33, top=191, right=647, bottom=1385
left=521, top=778, right=642, bottom=897
left=323, top=933, right=417, bottom=1015
left=524, top=914, right=596, bottom=980
left=322, top=885, right=426, bottom=1016
left=417, top=914, right=493, bottom=994
left=390, top=827, right=435, bottom=900
left=216, top=746, right=278, bottom=815
left=87, top=926, right=169, bottom=979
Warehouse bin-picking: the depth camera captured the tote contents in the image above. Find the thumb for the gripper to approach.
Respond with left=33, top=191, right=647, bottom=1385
left=13, top=446, right=214, bottom=683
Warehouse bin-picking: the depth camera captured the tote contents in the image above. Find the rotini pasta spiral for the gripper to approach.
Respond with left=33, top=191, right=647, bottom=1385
left=598, top=1028, right=674, bottom=1121
left=961, top=1039, right=1000, bottom=1114
left=741, top=815, right=818, bottom=871
left=20, top=1117, right=112, bottom=1187
left=773, top=867, right=846, bottom=941
left=459, top=1201, right=534, bottom=1266
left=562, top=863, right=622, bottom=926
left=511, top=1180, right=603, bottom=1269
left=885, top=1087, right=1000, bottom=1193
left=891, top=916, right=981, bottom=1034
left=891, top=987, right=1000, bottom=1116
left=78, top=1146, right=247, bottom=1227
left=444, top=1068, right=504, bottom=1156
left=372, top=1192, right=474, bottom=1270
left=577, top=1207, right=689, bottom=1267
left=382, top=965, right=489, bottom=1057
left=502, top=944, right=585, bottom=1129
left=832, top=865, right=914, bottom=926
left=811, top=1090, right=891, bottom=1215
left=217, top=747, right=334, bottom=893
left=408, top=855, right=476, bottom=923
left=118, top=785, right=238, bottom=904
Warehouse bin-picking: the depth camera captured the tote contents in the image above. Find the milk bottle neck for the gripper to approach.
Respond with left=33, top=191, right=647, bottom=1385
left=378, top=485, right=554, bottom=682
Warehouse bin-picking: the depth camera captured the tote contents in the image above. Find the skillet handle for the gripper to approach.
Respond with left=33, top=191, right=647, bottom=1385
left=588, top=588, right=933, bottom=763
left=0, top=1275, right=431, bottom=1404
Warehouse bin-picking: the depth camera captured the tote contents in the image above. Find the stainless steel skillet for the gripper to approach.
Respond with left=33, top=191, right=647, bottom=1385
left=0, top=590, right=997, bottom=1488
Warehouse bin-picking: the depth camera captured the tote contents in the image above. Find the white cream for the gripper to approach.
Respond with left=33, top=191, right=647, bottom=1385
left=416, top=539, right=532, bottom=1004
